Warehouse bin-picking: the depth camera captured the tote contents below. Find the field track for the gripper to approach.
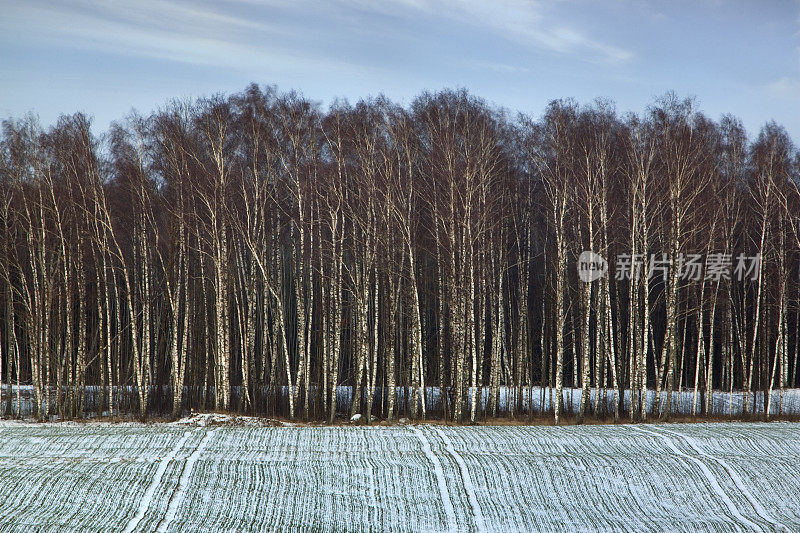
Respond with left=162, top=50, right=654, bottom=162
left=0, top=421, right=797, bottom=532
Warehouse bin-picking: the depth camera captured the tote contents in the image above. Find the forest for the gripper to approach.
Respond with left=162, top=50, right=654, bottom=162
left=1, top=84, right=798, bottom=423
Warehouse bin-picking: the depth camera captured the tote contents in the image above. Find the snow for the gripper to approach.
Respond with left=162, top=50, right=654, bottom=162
left=431, top=426, right=486, bottom=533
left=661, top=427, right=788, bottom=531
left=412, top=425, right=459, bottom=532
left=123, top=430, right=194, bottom=533
left=630, top=425, right=762, bottom=531
left=157, top=427, right=220, bottom=532
left=0, top=422, right=798, bottom=531
left=173, top=412, right=289, bottom=427
left=5, top=385, right=800, bottom=419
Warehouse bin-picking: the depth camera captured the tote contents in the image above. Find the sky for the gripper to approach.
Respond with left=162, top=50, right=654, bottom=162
left=1, top=0, right=800, bottom=141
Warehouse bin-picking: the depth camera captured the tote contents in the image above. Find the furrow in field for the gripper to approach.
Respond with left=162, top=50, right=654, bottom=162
left=156, top=427, right=220, bottom=532
left=631, top=425, right=762, bottom=531
left=430, top=426, right=486, bottom=533
left=412, top=425, right=459, bottom=532
left=0, top=423, right=798, bottom=531
left=123, top=430, right=194, bottom=533
left=656, top=425, right=788, bottom=532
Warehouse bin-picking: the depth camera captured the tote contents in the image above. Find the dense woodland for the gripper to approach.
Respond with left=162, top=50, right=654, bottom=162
left=1, top=85, right=799, bottom=423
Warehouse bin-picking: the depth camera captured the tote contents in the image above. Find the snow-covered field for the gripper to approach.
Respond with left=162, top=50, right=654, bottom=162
left=0, top=421, right=797, bottom=532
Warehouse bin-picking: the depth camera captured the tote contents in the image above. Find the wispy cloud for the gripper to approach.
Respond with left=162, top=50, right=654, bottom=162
left=469, top=60, right=530, bottom=74
left=342, top=0, right=634, bottom=64
left=765, top=77, right=800, bottom=100
left=0, top=0, right=357, bottom=72
left=1, top=0, right=633, bottom=70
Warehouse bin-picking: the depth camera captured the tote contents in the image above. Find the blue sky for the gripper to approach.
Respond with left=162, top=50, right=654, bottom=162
left=2, top=0, right=799, bottom=141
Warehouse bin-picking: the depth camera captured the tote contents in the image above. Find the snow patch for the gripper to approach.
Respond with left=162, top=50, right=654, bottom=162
left=173, top=413, right=289, bottom=427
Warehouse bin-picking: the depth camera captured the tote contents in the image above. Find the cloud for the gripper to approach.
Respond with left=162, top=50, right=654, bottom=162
left=0, top=0, right=366, bottom=73
left=765, top=77, right=800, bottom=100
left=469, top=60, right=530, bottom=74
left=2, top=0, right=276, bottom=41
left=343, top=0, right=634, bottom=64
left=0, top=0, right=633, bottom=74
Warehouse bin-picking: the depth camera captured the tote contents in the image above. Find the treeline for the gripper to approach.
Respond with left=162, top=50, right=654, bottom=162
left=1, top=84, right=799, bottom=422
